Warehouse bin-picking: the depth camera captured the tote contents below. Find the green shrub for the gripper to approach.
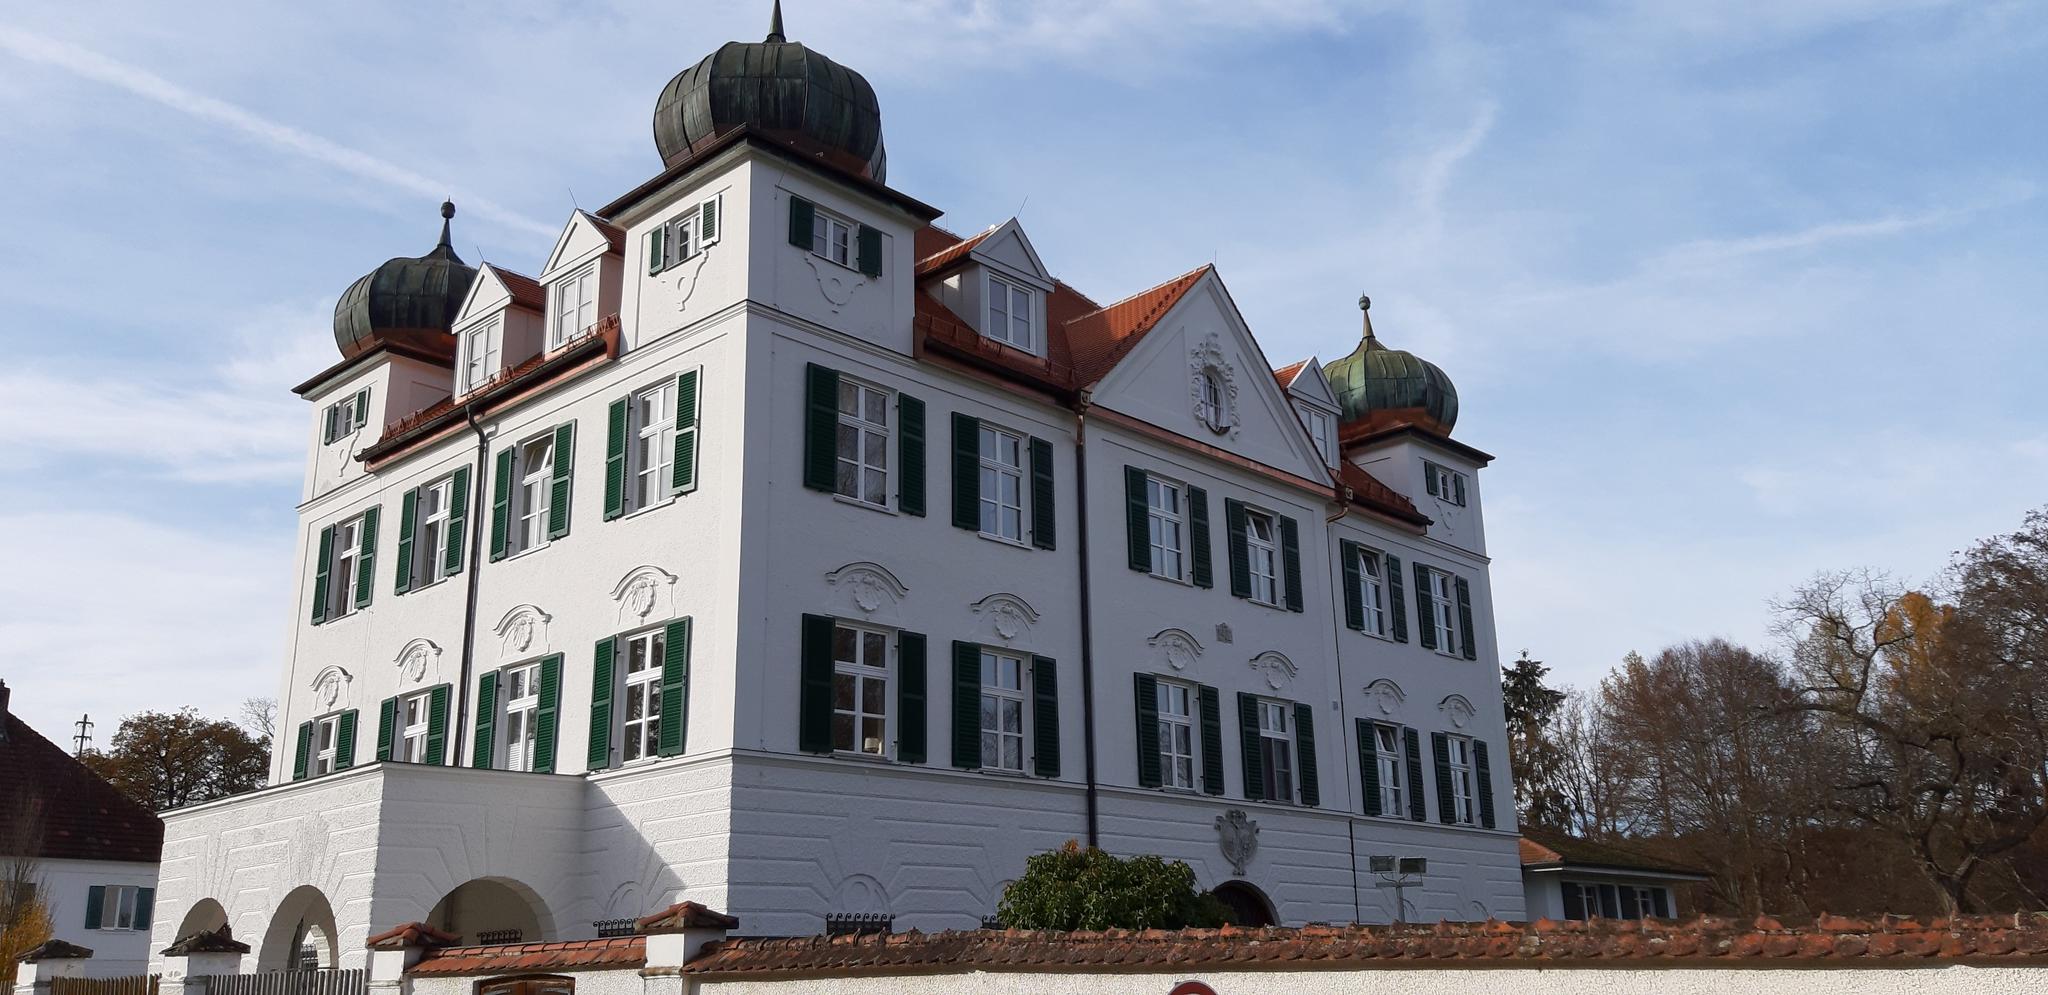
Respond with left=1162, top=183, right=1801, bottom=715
left=996, top=841, right=1232, bottom=930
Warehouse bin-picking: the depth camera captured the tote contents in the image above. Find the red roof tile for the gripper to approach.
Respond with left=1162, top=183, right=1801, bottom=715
left=408, top=936, right=646, bottom=977
left=913, top=224, right=966, bottom=261
left=490, top=267, right=546, bottom=312
left=915, top=226, right=995, bottom=277
left=1273, top=359, right=1310, bottom=388
left=685, top=916, right=2048, bottom=976
left=1064, top=265, right=1211, bottom=388
left=0, top=701, right=162, bottom=864
left=636, top=901, right=740, bottom=934
left=366, top=922, right=460, bottom=951
left=585, top=213, right=627, bottom=256
left=1337, top=462, right=1429, bottom=526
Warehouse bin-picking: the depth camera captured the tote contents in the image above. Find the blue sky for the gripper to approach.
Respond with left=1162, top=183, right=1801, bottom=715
left=1, top=1, right=2043, bottom=739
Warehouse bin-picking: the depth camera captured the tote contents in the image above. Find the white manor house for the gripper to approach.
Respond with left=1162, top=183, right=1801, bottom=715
left=150, top=12, right=1521, bottom=970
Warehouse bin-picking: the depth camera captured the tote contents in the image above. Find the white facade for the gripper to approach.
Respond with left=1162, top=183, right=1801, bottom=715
left=151, top=45, right=1521, bottom=970
left=11, top=857, right=159, bottom=976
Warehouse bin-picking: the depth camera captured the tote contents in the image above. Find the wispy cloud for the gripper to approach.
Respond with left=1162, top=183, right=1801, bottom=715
left=1648, top=187, right=2035, bottom=273
left=0, top=24, right=556, bottom=239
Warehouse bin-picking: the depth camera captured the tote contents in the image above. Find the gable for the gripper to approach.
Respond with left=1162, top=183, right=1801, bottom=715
left=540, top=211, right=618, bottom=281
left=1287, top=359, right=1337, bottom=410
left=969, top=219, right=1051, bottom=288
left=453, top=265, right=513, bottom=329
left=1088, top=271, right=1331, bottom=483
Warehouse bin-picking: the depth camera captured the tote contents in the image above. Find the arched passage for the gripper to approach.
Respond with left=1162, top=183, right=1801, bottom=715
left=174, top=898, right=229, bottom=942
left=1212, top=880, right=1277, bottom=927
left=258, top=885, right=338, bottom=971
left=427, top=877, right=555, bottom=945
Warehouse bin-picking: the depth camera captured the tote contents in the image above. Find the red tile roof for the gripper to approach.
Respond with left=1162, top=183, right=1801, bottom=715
left=685, top=916, right=2048, bottom=975
left=1063, top=265, right=1212, bottom=388
left=915, top=226, right=995, bottom=277
left=491, top=267, right=546, bottom=312
left=637, top=901, right=740, bottom=934
left=915, top=293, right=1072, bottom=394
left=367, top=922, right=460, bottom=951
left=1273, top=359, right=1310, bottom=388
left=586, top=213, right=627, bottom=256
left=408, top=936, right=646, bottom=976
left=913, top=224, right=967, bottom=261
left=0, top=701, right=163, bottom=864
left=1337, top=462, right=1430, bottom=526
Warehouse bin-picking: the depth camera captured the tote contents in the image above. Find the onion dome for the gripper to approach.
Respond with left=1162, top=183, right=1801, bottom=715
left=1323, top=295, right=1460, bottom=433
left=332, top=201, right=477, bottom=361
left=652, top=1, right=887, bottom=182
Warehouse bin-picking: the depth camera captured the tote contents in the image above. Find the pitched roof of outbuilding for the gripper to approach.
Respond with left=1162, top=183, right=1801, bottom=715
left=0, top=700, right=163, bottom=864
left=406, top=937, right=647, bottom=976
left=1520, top=827, right=1710, bottom=879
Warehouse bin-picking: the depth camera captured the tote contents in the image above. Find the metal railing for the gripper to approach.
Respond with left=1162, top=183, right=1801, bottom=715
left=194, top=969, right=364, bottom=995
left=474, top=929, right=524, bottom=945
left=592, top=918, right=636, bottom=938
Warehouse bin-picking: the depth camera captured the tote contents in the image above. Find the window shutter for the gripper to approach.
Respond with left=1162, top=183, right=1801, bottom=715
left=489, top=447, right=514, bottom=561
left=322, top=405, right=336, bottom=445
left=1198, top=684, right=1224, bottom=796
left=352, top=507, right=379, bottom=610
left=334, top=709, right=358, bottom=771
left=84, top=886, right=104, bottom=929
left=472, top=672, right=498, bottom=768
left=647, top=227, right=665, bottom=275
left=354, top=388, right=369, bottom=428
left=1339, top=540, right=1364, bottom=630
left=375, top=696, right=397, bottom=762
left=700, top=199, right=719, bottom=245
left=788, top=196, right=815, bottom=249
left=310, top=525, right=334, bottom=624
left=134, top=888, right=154, bottom=930
left=674, top=369, right=702, bottom=494
left=1386, top=554, right=1409, bottom=643
left=1456, top=577, right=1477, bottom=660
left=534, top=654, right=562, bottom=773
left=445, top=466, right=470, bottom=575
left=588, top=637, right=615, bottom=771
left=1188, top=486, right=1213, bottom=588
left=1403, top=727, right=1427, bottom=821
left=1031, top=656, right=1059, bottom=778
left=1225, top=499, right=1251, bottom=599
left=856, top=224, right=882, bottom=278
left=893, top=393, right=925, bottom=517
left=950, top=412, right=980, bottom=530
left=658, top=619, right=691, bottom=757
left=1431, top=732, right=1455, bottom=824
left=1029, top=438, right=1055, bottom=550
left=1279, top=515, right=1304, bottom=613
left=426, top=684, right=450, bottom=766
left=292, top=722, right=312, bottom=781
left=1357, top=719, right=1381, bottom=817
left=547, top=422, right=575, bottom=540
left=898, top=631, right=926, bottom=763
left=798, top=614, right=835, bottom=753
left=1133, top=673, right=1160, bottom=789
left=1237, top=692, right=1263, bottom=801
left=1294, top=702, right=1319, bottom=807
left=394, top=488, right=418, bottom=595
left=951, top=641, right=979, bottom=769
left=604, top=397, right=629, bottom=520
left=1123, top=467, right=1150, bottom=572
left=1425, top=464, right=1440, bottom=497
left=1414, top=563, right=1437, bottom=650
left=1453, top=473, right=1467, bottom=506
left=1474, top=738, right=1496, bottom=829
left=802, top=364, right=840, bottom=492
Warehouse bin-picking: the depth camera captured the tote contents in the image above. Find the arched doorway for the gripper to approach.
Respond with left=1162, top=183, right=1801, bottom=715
left=1212, top=880, right=1277, bottom=927
left=174, top=898, right=229, bottom=942
left=427, top=878, right=553, bottom=945
left=258, top=885, right=338, bottom=971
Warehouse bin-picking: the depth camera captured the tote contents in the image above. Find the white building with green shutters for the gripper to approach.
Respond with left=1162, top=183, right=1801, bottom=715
left=148, top=10, right=1522, bottom=970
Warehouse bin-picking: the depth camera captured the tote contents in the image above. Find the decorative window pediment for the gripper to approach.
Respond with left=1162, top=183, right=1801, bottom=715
left=393, top=638, right=443, bottom=687
left=825, top=561, right=909, bottom=615
left=1364, top=678, right=1406, bottom=716
left=308, top=665, right=354, bottom=712
left=969, top=592, right=1040, bottom=643
left=1439, top=693, right=1476, bottom=729
left=1147, top=628, right=1206, bottom=672
left=1248, top=651, right=1298, bottom=691
left=610, top=564, right=679, bottom=625
left=495, top=604, right=554, bottom=660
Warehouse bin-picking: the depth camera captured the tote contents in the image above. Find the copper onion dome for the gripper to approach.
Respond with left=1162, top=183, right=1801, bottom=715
left=652, top=1, right=887, bottom=181
left=1322, top=296, right=1460, bottom=434
left=331, top=201, right=478, bottom=361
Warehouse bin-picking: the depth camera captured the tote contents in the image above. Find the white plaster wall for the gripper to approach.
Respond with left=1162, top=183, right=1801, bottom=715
left=620, top=157, right=751, bottom=356
left=1349, top=438, right=1487, bottom=558
left=584, top=754, right=739, bottom=925
left=747, top=161, right=918, bottom=356
left=18, top=857, right=158, bottom=976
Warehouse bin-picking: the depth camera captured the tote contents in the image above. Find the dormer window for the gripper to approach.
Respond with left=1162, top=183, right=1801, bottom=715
left=552, top=264, right=597, bottom=349
left=1298, top=405, right=1336, bottom=466
left=985, top=273, right=1034, bottom=351
left=461, top=320, right=501, bottom=393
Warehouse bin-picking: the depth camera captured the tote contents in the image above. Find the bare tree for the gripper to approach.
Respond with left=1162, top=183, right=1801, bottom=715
left=1548, top=689, right=1632, bottom=839
left=1, top=796, right=52, bottom=984
left=240, top=697, right=277, bottom=745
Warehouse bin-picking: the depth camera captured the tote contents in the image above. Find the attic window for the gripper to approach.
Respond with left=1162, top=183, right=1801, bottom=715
left=985, top=273, right=1034, bottom=352
left=646, top=197, right=722, bottom=276
left=1424, top=460, right=1468, bottom=506
left=323, top=389, right=369, bottom=444
left=1198, top=370, right=1227, bottom=433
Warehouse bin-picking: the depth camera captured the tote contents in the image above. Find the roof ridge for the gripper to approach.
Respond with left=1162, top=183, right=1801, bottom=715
left=1062, top=263, right=1212, bottom=325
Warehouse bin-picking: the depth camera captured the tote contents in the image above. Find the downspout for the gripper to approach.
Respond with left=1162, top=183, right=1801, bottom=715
left=451, top=403, right=491, bottom=763
left=1072, top=389, right=1101, bottom=847
left=1328, top=483, right=1363, bottom=923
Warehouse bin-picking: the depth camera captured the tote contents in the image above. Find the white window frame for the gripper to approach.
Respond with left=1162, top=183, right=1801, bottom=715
left=551, top=263, right=598, bottom=349
left=810, top=207, right=855, bottom=268
left=619, top=626, right=667, bottom=764
left=1197, top=369, right=1227, bottom=432
left=461, top=319, right=501, bottom=393
left=1244, top=509, right=1281, bottom=607
left=977, top=425, right=1025, bottom=544
left=501, top=661, right=542, bottom=773
left=311, top=714, right=341, bottom=778
left=1256, top=699, right=1295, bottom=803
left=629, top=379, right=678, bottom=515
left=1156, top=680, right=1197, bottom=791
left=1425, top=460, right=1468, bottom=507
left=1145, top=476, right=1186, bottom=581
left=1372, top=723, right=1405, bottom=815
left=984, top=272, right=1035, bottom=352
left=979, top=650, right=1027, bottom=772
left=512, top=432, right=555, bottom=556
left=412, top=476, right=455, bottom=588
left=653, top=197, right=722, bottom=273
left=1300, top=405, right=1336, bottom=466
left=94, top=885, right=144, bottom=931
left=834, top=377, right=892, bottom=509
left=325, top=392, right=365, bottom=443
left=1447, top=733, right=1476, bottom=826
left=326, top=514, right=365, bottom=620
left=398, top=690, right=433, bottom=764
left=832, top=622, right=891, bottom=757
left=1356, top=546, right=1388, bottom=637
left=1428, top=567, right=1459, bottom=655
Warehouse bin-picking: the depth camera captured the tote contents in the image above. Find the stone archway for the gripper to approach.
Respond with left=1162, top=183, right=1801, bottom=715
left=427, top=877, right=554, bottom=945
left=258, top=885, right=338, bottom=971
left=1212, top=879, right=1277, bottom=927
left=174, top=898, right=229, bottom=942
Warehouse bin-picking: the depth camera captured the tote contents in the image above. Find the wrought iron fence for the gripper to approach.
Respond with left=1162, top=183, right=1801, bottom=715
left=592, top=918, right=636, bottom=938
left=474, top=929, right=524, bottom=945
left=53, top=975, right=158, bottom=995
left=194, top=969, right=364, bottom=995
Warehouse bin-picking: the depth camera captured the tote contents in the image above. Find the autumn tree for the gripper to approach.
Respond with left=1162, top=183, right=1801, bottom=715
left=83, top=708, right=268, bottom=811
left=1548, top=688, right=1632, bottom=839
left=1, top=798, right=52, bottom=985
left=1501, top=652, right=1570, bottom=829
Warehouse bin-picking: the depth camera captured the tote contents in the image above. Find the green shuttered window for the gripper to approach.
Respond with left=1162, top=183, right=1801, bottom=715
left=658, top=619, right=692, bottom=758
left=857, top=225, right=883, bottom=278
left=951, top=413, right=980, bottom=530
left=1475, top=739, right=1496, bottom=829
left=1432, top=732, right=1456, bottom=824
left=950, top=640, right=979, bottom=769
left=673, top=369, right=700, bottom=495
left=1279, top=514, right=1303, bottom=613
left=1188, top=486, right=1213, bottom=588
left=1133, top=673, right=1161, bottom=789
left=473, top=672, right=498, bottom=768
left=898, top=394, right=926, bottom=517
left=1339, top=539, right=1365, bottom=630
left=1386, top=554, right=1409, bottom=642
left=310, top=525, right=333, bottom=624
left=1456, top=577, right=1477, bottom=661
left=1294, top=702, right=1319, bottom=807
left=788, top=196, right=816, bottom=249
left=797, top=614, right=836, bottom=753
left=532, top=654, right=562, bottom=773
left=1029, top=438, right=1055, bottom=550
left=351, top=507, right=378, bottom=610
left=292, top=721, right=312, bottom=781
left=445, top=466, right=470, bottom=575
left=802, top=364, right=840, bottom=492
left=1031, top=657, right=1059, bottom=779
left=1403, top=727, right=1427, bottom=821
left=1236, top=692, right=1264, bottom=802
left=489, top=447, right=514, bottom=561
left=898, top=632, right=927, bottom=763
left=604, top=398, right=629, bottom=520
left=547, top=423, right=575, bottom=540
left=394, top=488, right=418, bottom=596
left=1123, top=466, right=1150, bottom=572
left=1225, top=499, right=1251, bottom=598
left=1356, top=719, right=1380, bottom=817
left=1198, top=685, right=1224, bottom=796
left=589, top=636, right=616, bottom=770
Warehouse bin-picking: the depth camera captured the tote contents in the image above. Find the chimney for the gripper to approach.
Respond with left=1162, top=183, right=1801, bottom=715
left=0, top=679, right=11, bottom=741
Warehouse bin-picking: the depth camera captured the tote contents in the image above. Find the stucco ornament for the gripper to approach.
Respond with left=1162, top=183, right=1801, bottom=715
left=970, top=593, right=1040, bottom=642
left=1187, top=333, right=1240, bottom=438
left=825, top=561, right=908, bottom=614
left=1364, top=678, right=1406, bottom=716
left=308, top=666, right=353, bottom=711
left=803, top=253, right=866, bottom=313
left=1147, top=628, right=1205, bottom=672
left=1216, top=809, right=1259, bottom=876
left=1214, top=622, right=1234, bottom=644
left=611, top=565, right=679, bottom=624
left=393, top=638, right=442, bottom=686
left=669, top=245, right=714, bottom=312
left=1439, top=694, right=1476, bottom=730
left=495, top=605, right=554, bottom=659
left=1249, top=651, right=1298, bottom=691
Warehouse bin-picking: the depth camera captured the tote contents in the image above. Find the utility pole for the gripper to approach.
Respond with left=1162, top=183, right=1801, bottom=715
left=73, top=713, right=94, bottom=755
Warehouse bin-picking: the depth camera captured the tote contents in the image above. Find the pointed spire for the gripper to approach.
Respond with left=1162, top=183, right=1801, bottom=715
left=766, top=0, right=786, bottom=43
left=438, top=199, right=456, bottom=249
left=1358, top=293, right=1376, bottom=342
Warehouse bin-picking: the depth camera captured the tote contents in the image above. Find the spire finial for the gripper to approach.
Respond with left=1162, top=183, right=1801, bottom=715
left=438, top=200, right=456, bottom=248
left=766, top=0, right=786, bottom=43
left=1358, top=293, right=1376, bottom=341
